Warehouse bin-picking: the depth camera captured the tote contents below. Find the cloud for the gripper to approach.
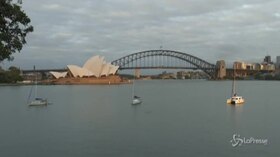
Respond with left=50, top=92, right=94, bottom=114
left=42, top=4, right=62, bottom=10
left=3, top=0, right=280, bottom=69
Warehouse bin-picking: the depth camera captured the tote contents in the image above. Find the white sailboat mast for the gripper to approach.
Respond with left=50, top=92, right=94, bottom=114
left=132, top=79, right=135, bottom=98
left=132, top=69, right=136, bottom=99
left=232, top=64, right=236, bottom=96
left=35, top=73, right=37, bottom=98
left=34, top=65, right=38, bottom=98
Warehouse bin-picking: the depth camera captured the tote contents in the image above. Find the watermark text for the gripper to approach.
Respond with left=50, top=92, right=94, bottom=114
left=230, top=134, right=268, bottom=147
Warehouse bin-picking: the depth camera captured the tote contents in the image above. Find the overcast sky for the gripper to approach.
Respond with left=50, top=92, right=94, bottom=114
left=2, top=0, right=280, bottom=69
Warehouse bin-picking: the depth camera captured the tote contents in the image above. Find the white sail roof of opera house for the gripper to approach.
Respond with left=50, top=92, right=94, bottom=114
left=65, top=55, right=119, bottom=78
left=67, top=65, right=95, bottom=77
left=50, top=71, right=68, bottom=79
left=83, top=55, right=105, bottom=77
left=108, top=64, right=119, bottom=75
left=100, top=63, right=111, bottom=77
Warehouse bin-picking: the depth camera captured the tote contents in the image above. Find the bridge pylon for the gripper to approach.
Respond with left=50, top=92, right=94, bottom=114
left=216, top=60, right=226, bottom=79
left=134, top=69, right=141, bottom=79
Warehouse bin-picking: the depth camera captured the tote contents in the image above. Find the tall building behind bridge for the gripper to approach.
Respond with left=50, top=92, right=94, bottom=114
left=276, top=56, right=280, bottom=74
left=276, top=56, right=280, bottom=69
left=264, top=55, right=273, bottom=64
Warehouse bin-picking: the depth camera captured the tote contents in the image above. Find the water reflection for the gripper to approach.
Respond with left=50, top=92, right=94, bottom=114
left=131, top=102, right=141, bottom=118
left=227, top=103, right=244, bottom=131
left=0, top=81, right=278, bottom=157
left=28, top=105, right=48, bottom=109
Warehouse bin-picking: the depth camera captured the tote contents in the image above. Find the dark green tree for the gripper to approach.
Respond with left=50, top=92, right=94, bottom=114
left=264, top=74, right=274, bottom=80
left=0, top=66, right=22, bottom=83
left=7, top=66, right=22, bottom=82
left=0, top=0, right=33, bottom=61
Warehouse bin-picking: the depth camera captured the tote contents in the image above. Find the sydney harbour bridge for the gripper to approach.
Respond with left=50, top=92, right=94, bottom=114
left=111, top=50, right=217, bottom=78
left=22, top=49, right=265, bottom=79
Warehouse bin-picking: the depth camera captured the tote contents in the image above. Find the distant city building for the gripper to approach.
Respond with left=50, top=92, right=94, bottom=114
left=176, top=71, right=208, bottom=79
left=253, top=63, right=261, bottom=70
left=276, top=56, right=280, bottom=69
left=21, top=72, right=43, bottom=81
left=261, top=63, right=275, bottom=71
left=260, top=55, right=275, bottom=71
left=245, top=63, right=254, bottom=70
left=233, top=61, right=246, bottom=69
left=159, top=72, right=176, bottom=79
left=233, top=61, right=275, bottom=71
left=177, top=71, right=189, bottom=79
left=263, top=55, right=273, bottom=64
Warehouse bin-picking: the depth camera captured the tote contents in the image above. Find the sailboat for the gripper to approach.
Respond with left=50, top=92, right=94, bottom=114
left=226, top=65, right=245, bottom=105
left=28, top=67, right=48, bottom=106
left=131, top=75, right=142, bottom=105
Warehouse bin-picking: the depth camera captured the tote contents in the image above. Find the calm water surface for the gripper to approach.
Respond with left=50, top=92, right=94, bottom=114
left=0, top=80, right=279, bottom=157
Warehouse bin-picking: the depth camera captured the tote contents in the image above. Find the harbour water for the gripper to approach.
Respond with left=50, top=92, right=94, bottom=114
left=0, top=80, right=279, bottom=157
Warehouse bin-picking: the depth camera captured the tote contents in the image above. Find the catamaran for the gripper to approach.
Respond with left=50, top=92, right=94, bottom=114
left=227, top=65, right=245, bottom=105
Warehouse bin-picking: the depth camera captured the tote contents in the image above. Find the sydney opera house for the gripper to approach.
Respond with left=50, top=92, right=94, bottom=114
left=50, top=55, right=119, bottom=80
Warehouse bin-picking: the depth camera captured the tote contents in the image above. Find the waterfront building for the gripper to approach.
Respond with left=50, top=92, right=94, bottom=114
left=233, top=61, right=273, bottom=71
left=245, top=63, right=254, bottom=70
left=267, top=64, right=275, bottom=71
left=261, top=63, right=275, bottom=71
left=177, top=71, right=190, bottom=79
left=21, top=72, right=43, bottom=81
left=252, top=63, right=261, bottom=70
left=233, top=61, right=246, bottom=69
left=50, top=55, right=119, bottom=79
left=159, top=71, right=177, bottom=79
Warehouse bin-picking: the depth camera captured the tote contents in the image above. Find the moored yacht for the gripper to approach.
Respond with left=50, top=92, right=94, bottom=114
left=28, top=66, right=49, bottom=106
left=132, top=95, right=142, bottom=105
left=227, top=65, right=245, bottom=105
left=227, top=94, right=245, bottom=105
left=29, top=98, right=48, bottom=106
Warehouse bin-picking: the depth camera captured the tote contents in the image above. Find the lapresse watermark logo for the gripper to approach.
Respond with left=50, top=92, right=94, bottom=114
left=230, top=134, right=268, bottom=147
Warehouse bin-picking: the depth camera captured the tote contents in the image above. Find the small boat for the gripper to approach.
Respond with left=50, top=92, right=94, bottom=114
left=227, top=65, right=245, bottom=105
left=132, top=95, right=142, bottom=105
left=29, top=98, right=48, bottom=106
left=27, top=66, right=48, bottom=106
left=131, top=78, right=142, bottom=105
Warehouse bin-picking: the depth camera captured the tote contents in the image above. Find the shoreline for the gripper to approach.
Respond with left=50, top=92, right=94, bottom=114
left=1, top=78, right=280, bottom=86
left=48, top=75, right=130, bottom=85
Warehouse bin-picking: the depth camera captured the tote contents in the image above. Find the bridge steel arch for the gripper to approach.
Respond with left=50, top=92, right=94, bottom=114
left=111, top=50, right=217, bottom=79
